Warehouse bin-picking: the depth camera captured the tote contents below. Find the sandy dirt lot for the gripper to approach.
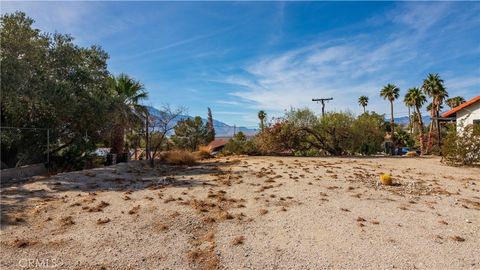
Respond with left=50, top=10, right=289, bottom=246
left=1, top=156, right=479, bottom=269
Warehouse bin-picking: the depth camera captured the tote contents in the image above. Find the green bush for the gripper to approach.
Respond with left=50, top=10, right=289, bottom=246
left=442, top=124, right=480, bottom=166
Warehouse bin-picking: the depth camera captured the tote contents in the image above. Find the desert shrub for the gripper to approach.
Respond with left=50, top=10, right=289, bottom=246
left=254, top=109, right=385, bottom=156
left=161, top=150, right=197, bottom=166
left=351, top=112, right=386, bottom=155
left=222, top=132, right=259, bottom=155
left=196, top=145, right=213, bottom=160
left=442, top=124, right=480, bottom=166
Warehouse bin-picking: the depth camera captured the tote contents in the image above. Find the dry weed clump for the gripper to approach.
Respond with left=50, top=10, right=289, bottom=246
left=12, top=239, right=37, bottom=248
left=450, top=235, right=465, bottom=242
left=87, top=201, right=110, bottom=212
left=196, top=146, right=213, bottom=160
left=161, top=150, right=197, bottom=166
left=186, top=247, right=220, bottom=270
left=97, top=217, right=111, bottom=224
left=128, top=205, right=140, bottom=215
left=231, top=236, right=245, bottom=246
left=59, top=216, right=75, bottom=227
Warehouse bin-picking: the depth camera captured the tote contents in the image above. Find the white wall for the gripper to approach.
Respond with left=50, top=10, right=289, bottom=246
left=457, top=101, right=480, bottom=132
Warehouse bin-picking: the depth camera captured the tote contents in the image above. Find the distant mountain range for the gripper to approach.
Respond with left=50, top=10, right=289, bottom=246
left=147, top=106, right=258, bottom=137
left=389, top=116, right=431, bottom=125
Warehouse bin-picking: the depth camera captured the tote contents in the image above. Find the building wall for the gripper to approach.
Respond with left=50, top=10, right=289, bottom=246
left=456, top=101, right=480, bottom=132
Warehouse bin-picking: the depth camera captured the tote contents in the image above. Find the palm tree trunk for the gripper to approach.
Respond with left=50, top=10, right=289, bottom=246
left=408, top=106, right=411, bottom=133
left=363, top=106, right=366, bottom=113
left=111, top=124, right=124, bottom=154
left=415, top=105, right=424, bottom=155
left=390, top=101, right=395, bottom=155
left=390, top=101, right=394, bottom=137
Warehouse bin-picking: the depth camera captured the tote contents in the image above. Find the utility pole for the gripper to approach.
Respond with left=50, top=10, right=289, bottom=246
left=233, top=124, right=236, bottom=137
left=145, top=111, right=150, bottom=160
left=312, top=98, right=333, bottom=117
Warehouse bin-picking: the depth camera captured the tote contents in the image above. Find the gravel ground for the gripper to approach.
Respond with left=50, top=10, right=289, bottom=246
left=1, top=156, right=479, bottom=269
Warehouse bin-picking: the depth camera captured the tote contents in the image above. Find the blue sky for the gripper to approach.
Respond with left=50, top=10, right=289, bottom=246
left=2, top=1, right=479, bottom=127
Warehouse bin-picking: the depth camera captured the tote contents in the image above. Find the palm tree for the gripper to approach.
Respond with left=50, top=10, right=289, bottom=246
left=404, top=87, right=427, bottom=154
left=258, top=110, right=267, bottom=132
left=404, top=90, right=416, bottom=133
left=445, top=96, right=465, bottom=109
left=110, top=74, right=148, bottom=155
left=358, top=96, right=369, bottom=113
left=380, top=84, right=400, bottom=137
left=422, top=73, right=448, bottom=152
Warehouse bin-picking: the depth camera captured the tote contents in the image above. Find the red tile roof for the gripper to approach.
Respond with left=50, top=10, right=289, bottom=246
left=441, top=96, right=480, bottom=118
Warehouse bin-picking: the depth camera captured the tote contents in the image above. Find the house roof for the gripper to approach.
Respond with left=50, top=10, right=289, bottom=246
left=441, top=96, right=480, bottom=118
left=207, top=138, right=229, bottom=151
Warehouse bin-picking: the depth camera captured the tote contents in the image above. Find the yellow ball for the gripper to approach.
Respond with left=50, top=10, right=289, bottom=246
left=380, top=174, right=392, bottom=185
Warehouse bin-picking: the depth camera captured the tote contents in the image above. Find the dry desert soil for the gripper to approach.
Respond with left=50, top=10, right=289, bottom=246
left=1, top=156, right=479, bottom=269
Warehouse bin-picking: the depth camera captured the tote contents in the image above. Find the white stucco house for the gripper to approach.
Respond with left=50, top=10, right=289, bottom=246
left=441, top=95, right=480, bottom=132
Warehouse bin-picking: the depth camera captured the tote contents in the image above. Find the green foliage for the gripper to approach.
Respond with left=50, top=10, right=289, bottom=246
left=223, top=131, right=258, bottom=155
left=358, top=96, right=368, bottom=112
left=445, top=96, right=465, bottom=109
left=172, top=116, right=209, bottom=151
left=206, top=108, right=215, bottom=142
left=109, top=74, right=147, bottom=154
left=258, top=110, right=267, bottom=132
left=1, top=12, right=114, bottom=168
left=395, top=129, right=415, bottom=148
left=252, top=109, right=386, bottom=156
left=442, top=124, right=480, bottom=166
left=351, top=112, right=386, bottom=155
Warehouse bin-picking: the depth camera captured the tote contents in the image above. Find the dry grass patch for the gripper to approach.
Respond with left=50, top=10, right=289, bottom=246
left=186, top=247, right=220, bottom=270
left=196, top=146, right=213, bottom=160
left=87, top=201, right=110, bottom=212
left=128, top=205, right=140, bottom=215
left=59, top=216, right=75, bottom=227
left=97, top=217, right=111, bottom=224
left=450, top=235, right=465, bottom=242
left=259, top=209, right=268, bottom=215
left=231, top=236, right=245, bottom=246
left=11, top=238, right=37, bottom=248
left=162, top=150, right=197, bottom=166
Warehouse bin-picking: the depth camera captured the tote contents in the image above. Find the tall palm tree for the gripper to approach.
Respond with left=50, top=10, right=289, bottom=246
left=404, top=89, right=416, bottom=133
left=380, top=84, right=400, bottom=137
left=258, top=110, right=267, bottom=132
left=404, top=87, right=427, bottom=154
left=445, top=96, right=465, bottom=109
left=358, top=96, right=369, bottom=113
left=110, top=74, right=148, bottom=155
left=422, top=73, right=448, bottom=152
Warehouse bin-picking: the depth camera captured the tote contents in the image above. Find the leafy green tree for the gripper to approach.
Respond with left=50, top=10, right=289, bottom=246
left=380, top=84, right=400, bottom=137
left=358, top=96, right=369, bottom=113
left=1, top=12, right=112, bottom=168
left=351, top=112, right=386, bottom=155
left=172, top=116, right=209, bottom=151
left=404, top=87, right=426, bottom=153
left=258, top=110, right=267, bottom=132
left=445, top=96, right=465, bottom=109
left=109, top=74, right=147, bottom=154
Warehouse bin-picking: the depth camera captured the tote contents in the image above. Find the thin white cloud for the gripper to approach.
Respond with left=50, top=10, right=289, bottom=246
left=220, top=2, right=479, bottom=118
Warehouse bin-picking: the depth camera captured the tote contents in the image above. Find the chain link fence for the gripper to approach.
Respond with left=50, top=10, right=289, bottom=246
left=0, top=127, right=49, bottom=169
